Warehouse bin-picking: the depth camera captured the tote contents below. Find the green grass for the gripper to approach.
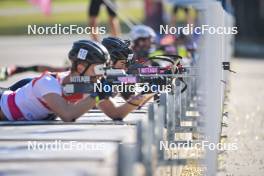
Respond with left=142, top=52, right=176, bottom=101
left=0, top=0, right=143, bottom=35
left=0, top=12, right=86, bottom=28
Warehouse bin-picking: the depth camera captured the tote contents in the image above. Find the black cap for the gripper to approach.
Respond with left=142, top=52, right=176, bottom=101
left=68, top=40, right=110, bottom=64
left=102, top=37, right=133, bottom=63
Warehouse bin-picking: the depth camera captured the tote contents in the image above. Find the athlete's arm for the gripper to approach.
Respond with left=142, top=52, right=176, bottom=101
left=98, top=93, right=154, bottom=120
left=43, top=93, right=96, bottom=122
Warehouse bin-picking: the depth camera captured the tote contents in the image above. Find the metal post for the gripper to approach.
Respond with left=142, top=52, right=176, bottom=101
left=143, top=103, right=156, bottom=176
left=174, top=79, right=182, bottom=129
left=160, top=93, right=168, bottom=127
left=198, top=2, right=228, bottom=175
left=117, top=144, right=137, bottom=176
left=157, top=94, right=166, bottom=161
left=136, top=121, right=143, bottom=162
left=166, top=93, right=176, bottom=143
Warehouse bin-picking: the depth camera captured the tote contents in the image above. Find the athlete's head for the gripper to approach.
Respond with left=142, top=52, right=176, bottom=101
left=68, top=40, right=110, bottom=76
left=130, top=25, right=156, bottom=51
left=102, top=37, right=133, bottom=70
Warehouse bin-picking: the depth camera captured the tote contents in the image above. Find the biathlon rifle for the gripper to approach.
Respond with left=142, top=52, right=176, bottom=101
left=63, top=55, right=193, bottom=94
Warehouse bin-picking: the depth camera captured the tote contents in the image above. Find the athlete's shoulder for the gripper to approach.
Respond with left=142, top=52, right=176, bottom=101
left=55, top=71, right=70, bottom=83
left=32, top=73, right=58, bottom=86
left=32, top=73, right=62, bottom=96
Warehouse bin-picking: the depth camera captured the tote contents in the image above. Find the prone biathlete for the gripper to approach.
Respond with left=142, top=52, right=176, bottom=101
left=102, top=37, right=133, bottom=71
left=0, top=40, right=153, bottom=122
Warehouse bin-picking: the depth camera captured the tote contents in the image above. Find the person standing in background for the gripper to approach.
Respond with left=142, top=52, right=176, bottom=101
left=88, top=0, right=121, bottom=41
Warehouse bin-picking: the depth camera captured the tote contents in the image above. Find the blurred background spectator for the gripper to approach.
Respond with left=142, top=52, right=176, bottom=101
left=88, top=0, right=121, bottom=41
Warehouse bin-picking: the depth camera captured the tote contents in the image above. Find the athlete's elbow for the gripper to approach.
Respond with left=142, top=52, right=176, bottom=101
left=59, top=112, right=77, bottom=122
left=108, top=113, right=127, bottom=121
left=61, top=117, right=74, bottom=122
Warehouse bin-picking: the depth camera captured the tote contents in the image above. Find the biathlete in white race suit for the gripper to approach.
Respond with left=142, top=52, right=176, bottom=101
left=0, top=40, right=154, bottom=122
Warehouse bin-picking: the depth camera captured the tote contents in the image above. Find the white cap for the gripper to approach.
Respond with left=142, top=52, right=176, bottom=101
left=130, top=25, right=156, bottom=41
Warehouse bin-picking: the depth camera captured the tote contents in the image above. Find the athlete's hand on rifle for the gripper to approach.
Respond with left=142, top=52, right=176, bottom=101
left=91, top=78, right=113, bottom=100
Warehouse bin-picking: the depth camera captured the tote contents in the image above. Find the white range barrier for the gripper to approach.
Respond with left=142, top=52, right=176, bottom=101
left=198, top=1, right=234, bottom=176
left=117, top=1, right=235, bottom=176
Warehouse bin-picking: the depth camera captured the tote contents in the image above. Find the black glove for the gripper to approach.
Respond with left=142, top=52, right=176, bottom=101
left=120, top=85, right=135, bottom=100
left=91, top=79, right=113, bottom=100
